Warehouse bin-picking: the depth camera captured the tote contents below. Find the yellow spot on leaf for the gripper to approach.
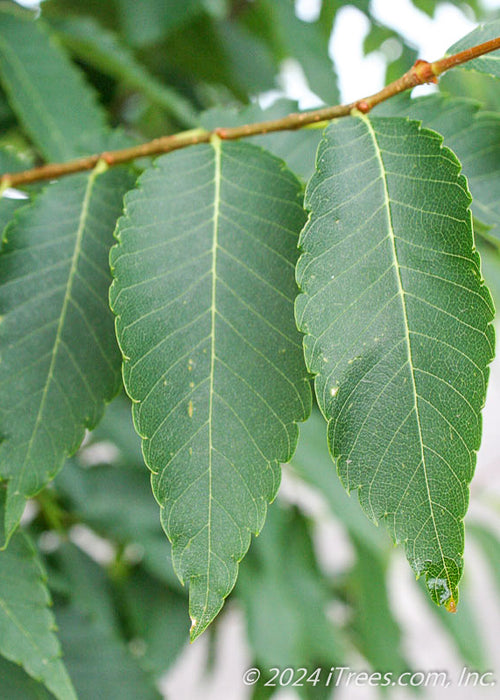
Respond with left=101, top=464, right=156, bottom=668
left=445, top=598, right=457, bottom=613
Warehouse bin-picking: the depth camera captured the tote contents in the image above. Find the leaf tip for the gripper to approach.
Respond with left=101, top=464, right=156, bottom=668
left=445, top=597, right=457, bottom=614
left=189, top=617, right=203, bottom=643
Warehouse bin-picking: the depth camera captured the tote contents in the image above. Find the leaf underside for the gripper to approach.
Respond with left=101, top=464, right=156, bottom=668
left=0, top=167, right=133, bottom=541
left=110, top=140, right=311, bottom=639
left=296, top=115, right=494, bottom=610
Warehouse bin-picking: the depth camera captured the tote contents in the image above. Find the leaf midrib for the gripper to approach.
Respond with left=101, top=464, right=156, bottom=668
left=359, top=113, right=453, bottom=601
left=195, top=137, right=222, bottom=634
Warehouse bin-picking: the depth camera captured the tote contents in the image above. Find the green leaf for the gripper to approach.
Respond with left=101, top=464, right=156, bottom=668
left=447, top=19, right=500, bottom=79
left=243, top=0, right=338, bottom=105
left=80, top=394, right=145, bottom=469
left=115, top=0, right=203, bottom=47
left=0, top=6, right=110, bottom=161
left=48, top=15, right=197, bottom=127
left=476, top=237, right=500, bottom=310
left=291, top=412, right=407, bottom=674
left=0, top=148, right=33, bottom=246
left=296, top=115, right=494, bottom=611
left=386, top=44, right=419, bottom=85
left=0, top=144, right=33, bottom=175
left=0, top=166, right=134, bottom=541
left=55, top=606, right=161, bottom=700
left=375, top=94, right=500, bottom=238
left=0, top=196, right=25, bottom=243
left=237, top=503, right=344, bottom=674
left=49, top=543, right=162, bottom=700
left=440, top=69, right=500, bottom=113
left=417, top=573, right=487, bottom=668
left=237, top=0, right=284, bottom=65
left=56, top=458, right=181, bottom=590
left=200, top=99, right=322, bottom=182
left=116, top=567, right=188, bottom=677
left=0, top=492, right=76, bottom=700
left=318, top=0, right=338, bottom=41
left=48, top=542, right=118, bottom=630
left=164, top=13, right=277, bottom=102
left=469, top=523, right=500, bottom=599
left=41, top=0, right=118, bottom=31
left=110, top=140, right=311, bottom=639
left=363, top=23, right=396, bottom=55
left=413, top=0, right=480, bottom=16
left=291, top=410, right=389, bottom=554
left=0, top=655, right=52, bottom=700
left=362, top=22, right=418, bottom=85
left=347, top=537, right=409, bottom=674
left=56, top=400, right=176, bottom=591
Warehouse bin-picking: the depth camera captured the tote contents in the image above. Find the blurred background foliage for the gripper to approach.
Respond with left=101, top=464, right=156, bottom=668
left=4, top=0, right=500, bottom=697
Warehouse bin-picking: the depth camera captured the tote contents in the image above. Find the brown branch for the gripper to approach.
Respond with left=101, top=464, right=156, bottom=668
left=2, top=35, right=500, bottom=189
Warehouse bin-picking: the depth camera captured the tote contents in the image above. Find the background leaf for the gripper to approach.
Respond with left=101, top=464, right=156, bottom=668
left=110, top=141, right=311, bottom=639
left=115, top=566, right=188, bottom=677
left=296, top=115, right=494, bottom=610
left=0, top=147, right=33, bottom=243
left=0, top=492, right=76, bottom=700
left=114, top=0, right=203, bottom=48
left=0, top=197, right=26, bottom=246
left=0, top=6, right=110, bottom=160
left=0, top=166, right=134, bottom=540
left=417, top=573, right=487, bottom=668
left=291, top=410, right=389, bottom=554
left=40, top=0, right=118, bottom=31
left=475, top=236, right=500, bottom=310
left=47, top=542, right=162, bottom=700
left=290, top=410, right=409, bottom=675
left=447, top=19, right=500, bottom=78
left=346, top=536, right=409, bottom=675
left=47, top=15, right=197, bottom=128
left=55, top=401, right=182, bottom=590
left=237, top=503, right=344, bottom=669
left=54, top=607, right=160, bottom=700
left=163, top=12, right=277, bottom=102
left=440, top=69, right=500, bottom=112
left=0, top=656, right=53, bottom=700
left=241, top=0, right=339, bottom=105
left=469, top=523, right=500, bottom=598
